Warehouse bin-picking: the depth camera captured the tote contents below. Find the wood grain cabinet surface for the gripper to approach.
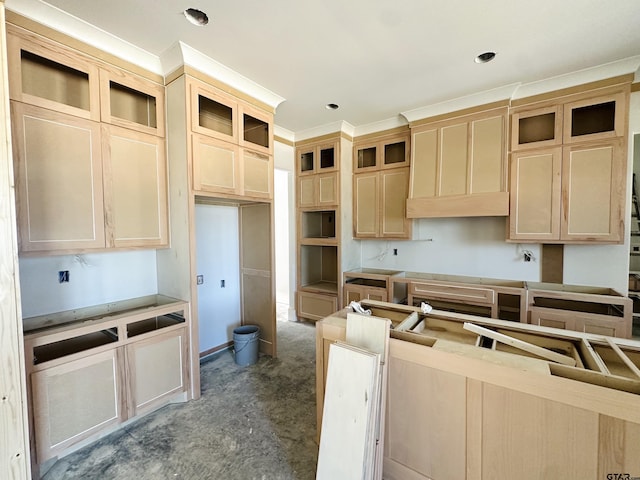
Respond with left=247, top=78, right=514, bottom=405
left=508, top=84, right=629, bottom=244
left=353, top=168, right=411, bottom=239
left=23, top=297, right=189, bottom=466
left=188, top=77, right=274, bottom=200
left=353, top=131, right=411, bottom=239
left=407, top=105, right=509, bottom=218
left=7, top=26, right=170, bottom=254
left=316, top=302, right=640, bottom=480
left=11, top=102, right=106, bottom=252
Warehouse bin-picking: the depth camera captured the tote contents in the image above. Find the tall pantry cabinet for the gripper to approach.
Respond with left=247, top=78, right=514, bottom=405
left=295, top=133, right=359, bottom=321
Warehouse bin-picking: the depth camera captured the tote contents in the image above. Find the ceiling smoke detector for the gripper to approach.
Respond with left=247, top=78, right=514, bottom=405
left=475, top=51, right=496, bottom=64
left=184, top=8, right=209, bottom=26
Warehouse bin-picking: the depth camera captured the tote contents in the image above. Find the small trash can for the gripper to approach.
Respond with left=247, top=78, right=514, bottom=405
left=233, top=325, right=260, bottom=366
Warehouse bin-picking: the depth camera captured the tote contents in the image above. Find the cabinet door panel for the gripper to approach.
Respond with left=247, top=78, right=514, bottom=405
left=7, top=26, right=101, bottom=120
left=11, top=102, right=105, bottom=252
left=471, top=115, right=504, bottom=194
left=31, top=349, right=123, bottom=462
left=509, top=148, right=562, bottom=241
left=354, top=173, right=378, bottom=237
left=481, top=384, right=599, bottom=479
left=103, top=125, right=168, bottom=248
left=386, top=358, right=467, bottom=480
left=298, top=176, right=316, bottom=207
left=192, top=134, right=239, bottom=195
left=439, top=123, right=468, bottom=196
left=189, top=80, right=237, bottom=143
left=317, top=172, right=338, bottom=206
left=529, top=307, right=577, bottom=331
left=242, top=148, right=272, bottom=199
left=381, top=168, right=410, bottom=238
left=127, top=330, right=185, bottom=416
left=410, top=128, right=438, bottom=198
left=297, top=291, right=338, bottom=322
left=562, top=141, right=623, bottom=242
left=99, top=66, right=165, bottom=137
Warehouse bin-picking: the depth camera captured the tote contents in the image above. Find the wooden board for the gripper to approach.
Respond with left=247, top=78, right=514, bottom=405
left=346, top=313, right=391, bottom=479
left=0, top=4, right=31, bottom=476
left=317, top=342, right=380, bottom=480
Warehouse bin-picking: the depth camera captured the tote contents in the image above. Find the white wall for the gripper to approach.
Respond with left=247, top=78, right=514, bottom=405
left=274, top=168, right=291, bottom=305
left=274, top=140, right=296, bottom=314
left=361, top=217, right=541, bottom=280
left=195, top=204, right=241, bottom=353
left=19, top=250, right=158, bottom=318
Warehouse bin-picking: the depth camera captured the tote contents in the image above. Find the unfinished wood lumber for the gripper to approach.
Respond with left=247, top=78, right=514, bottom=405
left=316, top=342, right=380, bottom=480
left=463, top=322, right=577, bottom=366
left=345, top=313, right=391, bottom=480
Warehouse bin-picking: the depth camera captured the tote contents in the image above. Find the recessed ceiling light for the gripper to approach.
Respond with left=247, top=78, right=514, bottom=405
left=184, top=8, right=209, bottom=26
left=326, top=103, right=339, bottom=110
left=475, top=51, right=496, bottom=64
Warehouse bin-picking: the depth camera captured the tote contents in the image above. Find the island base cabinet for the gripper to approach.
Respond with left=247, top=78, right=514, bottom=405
left=126, top=328, right=187, bottom=417
left=30, top=349, right=124, bottom=464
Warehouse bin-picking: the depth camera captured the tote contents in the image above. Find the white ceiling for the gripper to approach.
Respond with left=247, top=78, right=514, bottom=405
left=7, top=0, right=640, bottom=137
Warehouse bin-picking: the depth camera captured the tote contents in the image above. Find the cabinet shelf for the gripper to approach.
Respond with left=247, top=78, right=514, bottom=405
left=300, top=210, right=336, bottom=240
left=300, top=281, right=338, bottom=295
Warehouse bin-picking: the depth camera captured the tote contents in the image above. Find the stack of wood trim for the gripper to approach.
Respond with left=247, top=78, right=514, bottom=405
left=316, top=313, right=390, bottom=479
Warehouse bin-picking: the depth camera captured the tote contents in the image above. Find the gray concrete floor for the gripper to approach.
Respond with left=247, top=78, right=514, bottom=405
left=41, top=311, right=319, bottom=480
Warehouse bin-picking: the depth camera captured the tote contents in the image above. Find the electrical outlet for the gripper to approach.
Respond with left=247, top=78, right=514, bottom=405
left=58, top=270, right=69, bottom=283
left=196, top=275, right=204, bottom=285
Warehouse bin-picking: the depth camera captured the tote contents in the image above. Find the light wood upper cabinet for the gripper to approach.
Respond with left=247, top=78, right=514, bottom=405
left=510, top=105, right=563, bottom=151
left=11, top=102, right=106, bottom=252
left=407, top=106, right=509, bottom=218
left=509, top=140, right=625, bottom=243
left=508, top=83, right=629, bottom=244
left=298, top=172, right=338, bottom=208
left=192, top=134, right=240, bottom=195
left=102, top=125, right=168, bottom=248
left=240, top=104, right=272, bottom=155
left=562, top=91, right=626, bottom=144
left=8, top=26, right=170, bottom=254
left=353, top=132, right=409, bottom=172
left=509, top=147, right=562, bottom=242
left=242, top=148, right=273, bottom=199
left=297, top=141, right=338, bottom=176
left=561, top=139, right=625, bottom=242
left=99, top=66, right=165, bottom=137
left=353, top=130, right=411, bottom=239
left=354, top=168, right=411, bottom=239
left=189, top=79, right=238, bottom=143
left=6, top=24, right=101, bottom=121
left=188, top=77, right=274, bottom=200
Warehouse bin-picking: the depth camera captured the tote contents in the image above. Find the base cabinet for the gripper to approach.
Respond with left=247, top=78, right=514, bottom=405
left=23, top=297, right=190, bottom=469
left=316, top=305, right=640, bottom=480
left=31, top=349, right=123, bottom=463
left=125, top=329, right=187, bottom=417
